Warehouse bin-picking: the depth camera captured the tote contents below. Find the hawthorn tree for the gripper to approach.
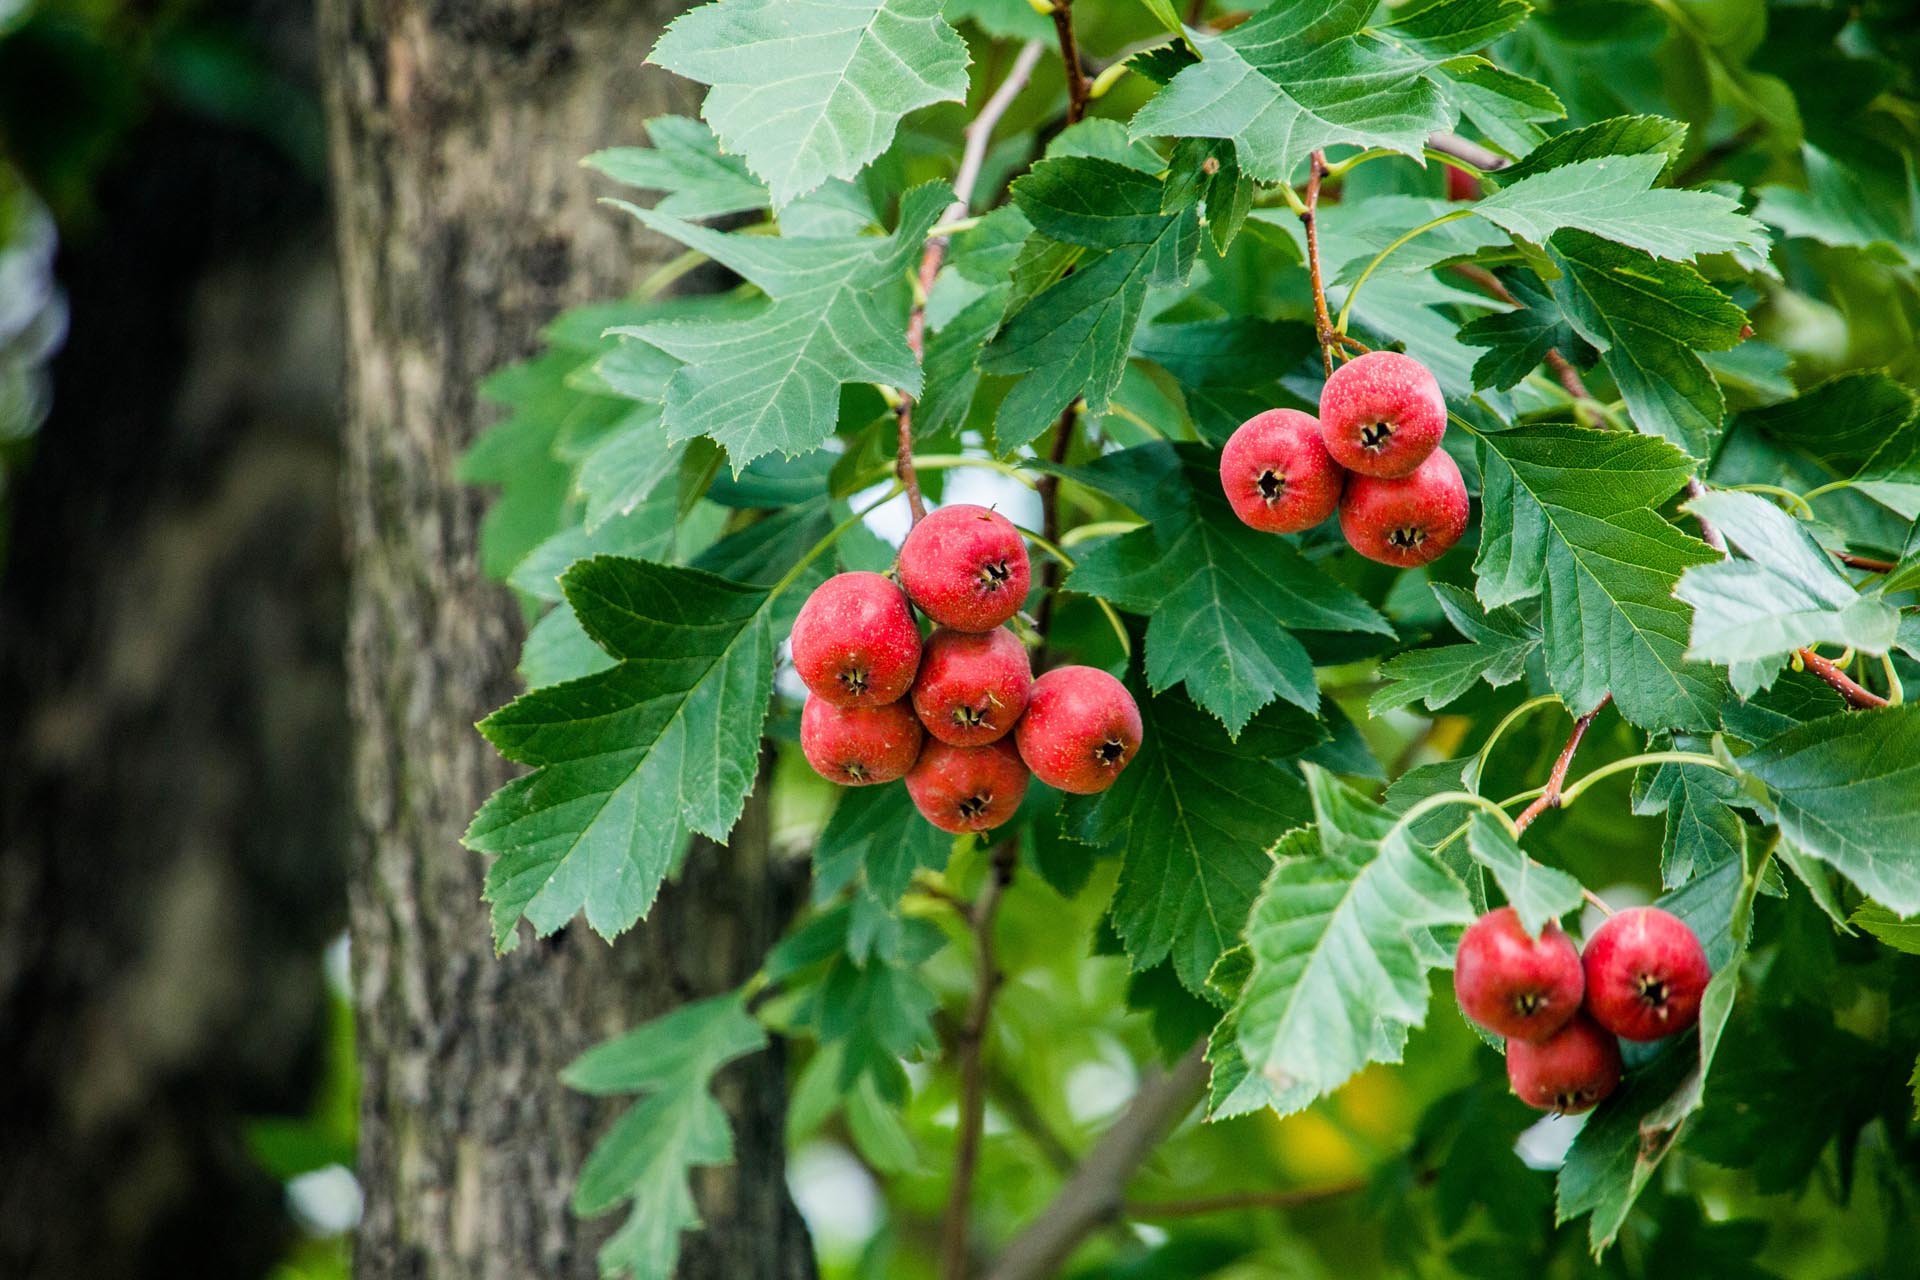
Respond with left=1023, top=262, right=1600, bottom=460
left=460, top=0, right=1920, bottom=1275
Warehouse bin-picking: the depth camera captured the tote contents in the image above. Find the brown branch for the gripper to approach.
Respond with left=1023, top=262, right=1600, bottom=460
left=1050, top=0, right=1090, bottom=125
left=940, top=840, right=1019, bottom=1280
left=1513, top=697, right=1609, bottom=835
left=984, top=1043, right=1210, bottom=1280
left=1836, top=550, right=1898, bottom=573
left=1797, top=647, right=1889, bottom=710
left=1303, top=150, right=1336, bottom=376
left=895, top=40, right=1046, bottom=524
left=1033, top=404, right=1078, bottom=650
left=1685, top=477, right=1727, bottom=554
left=1125, top=1180, right=1366, bottom=1218
left=1427, top=131, right=1510, bottom=173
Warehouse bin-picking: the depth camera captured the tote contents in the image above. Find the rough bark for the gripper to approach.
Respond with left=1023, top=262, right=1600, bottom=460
left=316, top=2, right=815, bottom=1277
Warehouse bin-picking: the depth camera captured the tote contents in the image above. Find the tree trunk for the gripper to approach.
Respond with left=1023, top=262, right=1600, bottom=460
left=315, top=3, right=816, bottom=1277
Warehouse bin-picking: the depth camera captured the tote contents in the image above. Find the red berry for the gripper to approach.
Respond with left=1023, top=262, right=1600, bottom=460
left=790, top=572, right=922, bottom=707
left=1581, top=906, right=1711, bottom=1042
left=1444, top=164, right=1479, bottom=202
left=1338, top=447, right=1469, bottom=568
left=1318, top=350, right=1447, bottom=478
left=1013, top=666, right=1142, bottom=795
left=1506, top=1013, right=1622, bottom=1114
left=1219, top=408, right=1347, bottom=533
left=1453, top=907, right=1584, bottom=1043
left=800, top=697, right=923, bottom=785
left=896, top=505, right=1031, bottom=632
left=910, top=627, right=1033, bottom=746
left=905, top=737, right=1030, bottom=833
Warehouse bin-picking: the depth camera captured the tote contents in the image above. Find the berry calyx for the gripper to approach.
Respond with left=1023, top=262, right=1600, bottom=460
left=789, top=572, right=922, bottom=707
left=1506, top=1013, right=1622, bottom=1114
left=1219, top=408, right=1347, bottom=534
left=1013, top=666, right=1142, bottom=795
left=897, top=504, right=1031, bottom=632
left=799, top=696, right=923, bottom=786
left=1453, top=907, right=1584, bottom=1043
left=1338, top=446, right=1469, bottom=568
left=1318, top=349, right=1447, bottom=478
left=910, top=626, right=1032, bottom=747
left=1581, top=906, right=1711, bottom=1042
left=905, top=737, right=1030, bottom=833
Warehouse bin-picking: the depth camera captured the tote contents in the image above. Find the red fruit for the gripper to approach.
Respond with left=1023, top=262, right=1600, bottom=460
left=896, top=504, right=1031, bottom=632
left=790, top=572, right=922, bottom=707
left=910, top=627, right=1033, bottom=746
left=800, top=697, right=923, bottom=786
left=1453, top=908, right=1584, bottom=1042
left=1444, top=164, right=1479, bottom=202
left=1219, top=408, right=1347, bottom=533
left=1581, top=906, right=1711, bottom=1042
left=1013, top=666, right=1142, bottom=795
left=1506, top=1013, right=1622, bottom=1114
left=1318, top=349, right=1447, bottom=478
left=1338, top=446, right=1469, bottom=568
left=905, top=737, right=1030, bottom=833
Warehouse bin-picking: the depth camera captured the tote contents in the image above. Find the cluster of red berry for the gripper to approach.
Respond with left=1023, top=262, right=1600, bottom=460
left=1218, top=350, right=1470, bottom=567
left=789, top=505, right=1144, bottom=833
left=1455, top=906, right=1712, bottom=1114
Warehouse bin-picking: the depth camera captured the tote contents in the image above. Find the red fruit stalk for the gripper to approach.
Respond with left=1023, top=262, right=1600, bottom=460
left=1453, top=907, right=1584, bottom=1042
left=1219, top=408, right=1346, bottom=534
left=897, top=504, right=1031, bottom=632
left=1507, top=1013, right=1622, bottom=1114
left=1319, top=349, right=1447, bottom=478
left=1581, top=906, right=1711, bottom=1041
left=1339, top=447, right=1469, bottom=568
left=911, top=626, right=1032, bottom=746
left=800, top=697, right=923, bottom=786
left=906, top=737, right=1030, bottom=833
left=1014, top=666, right=1142, bottom=795
left=790, top=572, right=923, bottom=707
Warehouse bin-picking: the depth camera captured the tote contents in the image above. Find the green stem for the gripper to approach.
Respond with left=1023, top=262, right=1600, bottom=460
left=1430, top=786, right=1547, bottom=857
left=1729, top=483, right=1815, bottom=519
left=769, top=485, right=903, bottom=597
left=1732, top=833, right=1778, bottom=942
left=1555, top=751, right=1730, bottom=808
left=1335, top=209, right=1474, bottom=334
left=1061, top=520, right=1144, bottom=547
left=1011, top=525, right=1076, bottom=570
left=1469, top=694, right=1563, bottom=793
left=1394, top=790, right=1522, bottom=842
left=1882, top=653, right=1906, bottom=706
left=1802, top=479, right=1855, bottom=503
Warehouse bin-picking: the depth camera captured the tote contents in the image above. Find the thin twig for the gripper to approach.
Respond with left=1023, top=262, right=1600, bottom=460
left=1797, top=647, right=1889, bottom=710
left=1302, top=150, right=1336, bottom=375
left=1686, top=477, right=1728, bottom=553
left=1427, top=132, right=1510, bottom=173
left=1051, top=0, right=1090, bottom=125
left=1835, top=550, right=1898, bottom=573
left=895, top=40, right=1046, bottom=524
left=1033, top=405, right=1078, bottom=651
left=1125, top=1180, right=1367, bottom=1218
left=940, top=841, right=1019, bottom=1280
left=984, top=1044, right=1210, bottom=1280
left=1512, top=697, right=1608, bottom=834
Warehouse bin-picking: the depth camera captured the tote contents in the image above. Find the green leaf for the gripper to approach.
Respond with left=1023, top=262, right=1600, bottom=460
left=943, top=0, right=1050, bottom=38
left=1473, top=154, right=1767, bottom=260
left=1463, top=814, right=1583, bottom=936
left=1544, top=229, right=1748, bottom=458
left=1130, top=314, right=1317, bottom=445
left=813, top=784, right=954, bottom=907
left=1370, top=583, right=1541, bottom=715
left=1065, top=443, right=1391, bottom=733
left=1676, top=490, right=1901, bottom=669
left=583, top=116, right=768, bottom=220
left=1230, top=766, right=1473, bottom=1108
left=1456, top=270, right=1588, bottom=392
left=1555, top=857, right=1744, bottom=1254
left=1632, top=743, right=1747, bottom=888
left=981, top=158, right=1201, bottom=451
left=1496, top=113, right=1688, bottom=184
left=1471, top=422, right=1728, bottom=730
left=1739, top=705, right=1920, bottom=914
left=1741, top=372, right=1920, bottom=521
left=649, top=0, right=969, bottom=207
left=1129, top=0, right=1516, bottom=183
left=564, top=995, right=766, bottom=1280
left=610, top=182, right=951, bottom=469
left=1755, top=144, right=1920, bottom=266
left=1852, top=903, right=1920, bottom=955
left=1163, top=137, right=1254, bottom=256
left=466, top=558, right=779, bottom=949
left=1061, top=686, right=1323, bottom=994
